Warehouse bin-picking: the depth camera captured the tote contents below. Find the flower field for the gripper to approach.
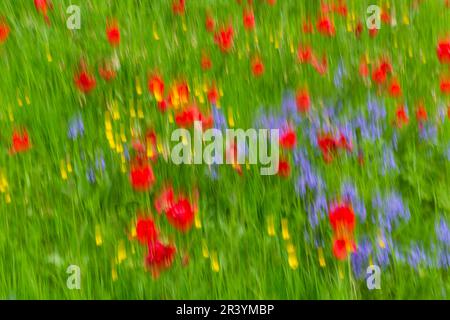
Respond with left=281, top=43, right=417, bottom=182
left=1, top=0, right=450, bottom=299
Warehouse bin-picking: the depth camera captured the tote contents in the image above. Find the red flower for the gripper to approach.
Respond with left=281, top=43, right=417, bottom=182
left=106, top=20, right=120, bottom=46
left=440, top=77, right=450, bottom=94
left=329, top=203, right=356, bottom=235
left=165, top=197, right=196, bottom=232
left=155, top=186, right=175, bottom=214
left=74, top=70, right=96, bottom=93
left=388, top=78, right=402, bottom=97
left=201, top=53, right=212, bottom=71
left=175, top=105, right=212, bottom=128
left=130, top=157, right=155, bottom=191
left=205, top=14, right=215, bottom=32
left=207, top=85, right=219, bottom=104
left=172, top=0, right=186, bottom=15
left=332, top=238, right=356, bottom=260
left=98, top=62, right=116, bottom=81
left=381, top=9, right=390, bottom=24
left=267, top=0, right=276, bottom=5
left=372, top=67, right=387, bottom=84
left=243, top=9, right=255, bottom=30
left=145, top=240, right=176, bottom=277
left=355, top=21, right=363, bottom=38
left=333, top=1, right=348, bottom=17
left=10, top=129, right=31, bottom=154
left=251, top=57, right=264, bottom=77
left=0, top=19, right=10, bottom=44
left=136, top=217, right=158, bottom=245
left=316, top=16, right=335, bottom=36
left=359, top=58, right=369, bottom=77
left=437, top=39, right=450, bottom=64
left=296, top=89, right=310, bottom=113
left=302, top=20, right=314, bottom=34
left=395, top=105, right=409, bottom=128
left=34, top=0, right=51, bottom=25
left=317, top=133, right=339, bottom=162
left=277, top=158, right=290, bottom=178
left=369, top=27, right=378, bottom=38
left=298, top=44, right=312, bottom=63
left=214, top=25, right=234, bottom=53
left=416, top=104, right=427, bottom=122
left=279, top=129, right=297, bottom=149
left=148, top=73, right=164, bottom=102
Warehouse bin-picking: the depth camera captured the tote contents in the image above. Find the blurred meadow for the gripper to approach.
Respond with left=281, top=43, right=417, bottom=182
left=1, top=0, right=450, bottom=299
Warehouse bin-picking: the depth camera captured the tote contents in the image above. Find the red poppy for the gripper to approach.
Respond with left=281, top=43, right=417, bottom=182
left=130, top=157, right=155, bottom=191
left=251, top=57, right=264, bottom=77
left=372, top=67, right=386, bottom=84
left=207, top=85, right=219, bottom=104
left=243, top=9, right=255, bottom=30
left=296, top=89, right=310, bottom=113
left=333, top=1, right=348, bottom=17
left=355, top=21, right=363, bottom=38
left=145, top=240, right=176, bottom=277
left=381, top=9, right=390, bottom=24
left=0, top=20, right=10, bottom=44
left=359, top=58, right=369, bottom=77
left=165, top=197, right=196, bottom=232
left=369, top=27, right=378, bottom=38
left=329, top=203, right=356, bottom=235
left=74, top=70, right=96, bottom=93
left=395, top=105, right=409, bottom=128
left=388, top=78, right=402, bottom=97
left=136, top=217, right=158, bottom=245
left=201, top=53, right=212, bottom=71
left=10, top=129, right=31, bottom=154
left=416, top=104, right=427, bottom=122
left=316, top=16, right=335, bottom=36
left=298, top=44, right=312, bottom=63
left=155, top=186, right=175, bottom=214
left=302, top=20, right=314, bottom=34
left=34, top=0, right=51, bottom=25
left=277, top=158, right=290, bottom=178
left=214, top=25, right=234, bottom=53
left=98, top=62, right=116, bottom=81
left=175, top=105, right=212, bottom=128
left=267, top=0, right=276, bottom=5
left=440, top=77, right=450, bottom=94
left=106, top=20, right=120, bottom=46
left=172, top=0, right=185, bottom=15
left=310, top=54, right=328, bottom=75
left=317, top=133, right=339, bottom=162
left=205, top=14, right=215, bottom=32
left=279, top=129, right=297, bottom=149
left=437, top=39, right=450, bottom=64
left=332, top=238, right=356, bottom=260
left=148, top=73, right=164, bottom=102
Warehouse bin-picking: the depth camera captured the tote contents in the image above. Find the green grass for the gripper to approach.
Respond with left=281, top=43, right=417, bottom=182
left=1, top=0, right=450, bottom=299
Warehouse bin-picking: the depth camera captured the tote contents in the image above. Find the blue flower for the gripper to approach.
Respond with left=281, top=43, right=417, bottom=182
left=436, top=218, right=450, bottom=246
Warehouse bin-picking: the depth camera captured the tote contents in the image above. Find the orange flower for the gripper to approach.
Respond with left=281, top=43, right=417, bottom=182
left=148, top=73, right=164, bottom=102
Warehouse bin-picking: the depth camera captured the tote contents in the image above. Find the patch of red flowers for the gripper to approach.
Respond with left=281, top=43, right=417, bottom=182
left=98, top=61, right=116, bottom=81
left=175, top=105, right=213, bottom=128
left=201, top=52, right=212, bottom=71
left=34, top=0, right=52, bottom=25
left=205, top=14, right=215, bottom=32
left=136, top=217, right=159, bottom=245
left=388, top=77, right=402, bottom=97
left=148, top=73, right=165, bottom=102
left=395, top=104, right=409, bottom=128
left=277, top=158, right=291, bottom=178
left=10, top=129, right=31, bottom=154
left=440, top=77, right=450, bottom=94
left=317, top=132, right=351, bottom=163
